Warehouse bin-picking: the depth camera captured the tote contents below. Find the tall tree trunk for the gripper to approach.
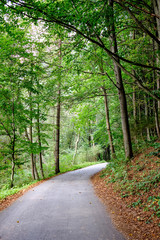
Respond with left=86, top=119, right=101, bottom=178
left=10, top=135, right=16, bottom=188
left=29, top=91, right=36, bottom=180
left=98, top=55, right=116, bottom=158
left=55, top=88, right=61, bottom=174
left=34, top=155, right=40, bottom=180
left=37, top=102, right=44, bottom=178
left=55, top=40, right=62, bottom=174
left=73, top=131, right=80, bottom=164
left=30, top=125, right=35, bottom=180
left=10, top=101, right=16, bottom=188
left=152, top=0, right=160, bottom=40
left=152, top=1, right=160, bottom=136
left=108, top=0, right=133, bottom=159
left=132, top=32, right=137, bottom=134
left=102, top=87, right=116, bottom=158
left=138, top=95, right=143, bottom=139
left=154, top=99, right=160, bottom=137
left=133, top=86, right=137, bottom=122
left=144, top=95, right=151, bottom=141
left=88, top=120, right=92, bottom=147
left=10, top=155, right=15, bottom=188
left=153, top=0, right=160, bottom=116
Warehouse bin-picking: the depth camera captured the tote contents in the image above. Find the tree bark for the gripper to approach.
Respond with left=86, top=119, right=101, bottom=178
left=10, top=99, right=16, bottom=188
left=144, top=95, right=151, bottom=141
left=132, top=32, right=137, bottom=128
left=55, top=40, right=62, bottom=174
left=37, top=102, right=44, bottom=178
left=10, top=129, right=16, bottom=187
left=55, top=88, right=61, bottom=174
left=73, top=131, right=80, bottom=164
left=152, top=0, right=160, bottom=40
left=30, top=126, right=35, bottom=179
left=133, top=87, right=137, bottom=122
left=138, top=95, right=143, bottom=139
left=154, top=99, right=160, bottom=137
left=10, top=157, right=15, bottom=188
left=98, top=54, right=116, bottom=159
left=152, top=0, right=160, bottom=136
left=108, top=0, right=133, bottom=159
left=34, top=155, right=40, bottom=180
left=102, top=87, right=116, bottom=158
left=29, top=91, right=36, bottom=180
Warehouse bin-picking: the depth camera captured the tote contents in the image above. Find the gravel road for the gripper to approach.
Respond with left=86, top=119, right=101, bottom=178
left=0, top=163, right=126, bottom=240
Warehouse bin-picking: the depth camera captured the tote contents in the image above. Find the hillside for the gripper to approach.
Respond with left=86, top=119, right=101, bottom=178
left=92, top=144, right=160, bottom=240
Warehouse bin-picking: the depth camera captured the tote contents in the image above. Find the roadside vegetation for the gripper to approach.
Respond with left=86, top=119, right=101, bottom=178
left=100, top=141, right=160, bottom=231
left=0, top=146, right=104, bottom=200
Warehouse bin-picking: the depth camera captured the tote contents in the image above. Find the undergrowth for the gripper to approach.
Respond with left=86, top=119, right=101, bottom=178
left=0, top=145, right=104, bottom=200
left=0, top=161, right=104, bottom=200
left=101, top=141, right=160, bottom=225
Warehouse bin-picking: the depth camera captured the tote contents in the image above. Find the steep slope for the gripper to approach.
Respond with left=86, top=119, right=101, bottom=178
left=92, top=144, right=160, bottom=240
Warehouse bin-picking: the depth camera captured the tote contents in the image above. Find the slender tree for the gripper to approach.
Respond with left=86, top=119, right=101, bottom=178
left=55, top=39, right=62, bottom=174
left=108, top=0, right=133, bottom=159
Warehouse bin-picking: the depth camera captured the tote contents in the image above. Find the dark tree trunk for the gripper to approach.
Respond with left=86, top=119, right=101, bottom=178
left=102, top=87, right=116, bottom=158
left=154, top=99, right=160, bottom=137
left=10, top=100, right=16, bottom=188
left=144, top=95, right=151, bottom=141
left=55, top=88, right=61, bottom=174
left=30, top=125, right=35, bottom=180
left=29, top=91, right=36, bottom=180
left=133, top=86, right=136, bottom=122
left=108, top=0, right=133, bottom=159
left=55, top=40, right=62, bottom=174
left=34, top=155, right=40, bottom=180
left=10, top=157, right=15, bottom=188
left=37, top=103, right=44, bottom=178
left=152, top=3, right=160, bottom=137
left=152, top=0, right=160, bottom=40
left=10, top=136, right=16, bottom=188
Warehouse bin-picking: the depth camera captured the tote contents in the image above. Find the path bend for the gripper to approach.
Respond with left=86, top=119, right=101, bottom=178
left=0, top=163, right=126, bottom=240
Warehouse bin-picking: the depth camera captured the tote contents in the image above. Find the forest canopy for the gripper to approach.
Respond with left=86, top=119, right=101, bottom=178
left=0, top=0, right=160, bottom=188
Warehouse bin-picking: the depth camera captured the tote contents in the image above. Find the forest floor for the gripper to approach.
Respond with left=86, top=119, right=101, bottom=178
left=91, top=146, right=160, bottom=240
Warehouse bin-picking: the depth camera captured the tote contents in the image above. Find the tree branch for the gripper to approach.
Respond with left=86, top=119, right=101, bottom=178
left=115, top=0, right=160, bottom=45
left=0, top=121, right=12, bottom=139
left=120, top=0, right=160, bottom=19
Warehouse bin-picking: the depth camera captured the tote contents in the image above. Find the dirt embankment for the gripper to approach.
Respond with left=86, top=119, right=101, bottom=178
left=91, top=147, right=160, bottom=240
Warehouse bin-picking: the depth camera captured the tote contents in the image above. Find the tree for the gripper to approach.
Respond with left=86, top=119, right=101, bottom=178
left=2, top=0, right=159, bottom=159
left=0, top=0, right=160, bottom=189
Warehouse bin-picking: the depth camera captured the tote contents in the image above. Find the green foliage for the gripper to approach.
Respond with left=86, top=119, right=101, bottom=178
left=101, top=146, right=160, bottom=224
left=0, top=0, right=160, bottom=209
left=130, top=199, right=142, bottom=208
left=0, top=181, right=38, bottom=200
left=146, top=196, right=160, bottom=218
left=0, top=160, right=102, bottom=200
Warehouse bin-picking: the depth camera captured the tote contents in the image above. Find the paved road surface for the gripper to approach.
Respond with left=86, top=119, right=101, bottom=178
left=0, top=163, right=126, bottom=240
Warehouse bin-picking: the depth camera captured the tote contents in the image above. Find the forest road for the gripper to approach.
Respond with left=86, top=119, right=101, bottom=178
left=0, top=163, right=126, bottom=240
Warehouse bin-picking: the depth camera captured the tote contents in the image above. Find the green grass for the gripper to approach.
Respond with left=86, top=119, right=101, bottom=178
left=60, top=161, right=104, bottom=173
left=0, top=181, right=38, bottom=200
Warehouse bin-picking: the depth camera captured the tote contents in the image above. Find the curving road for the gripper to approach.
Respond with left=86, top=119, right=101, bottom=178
left=0, top=163, right=126, bottom=240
